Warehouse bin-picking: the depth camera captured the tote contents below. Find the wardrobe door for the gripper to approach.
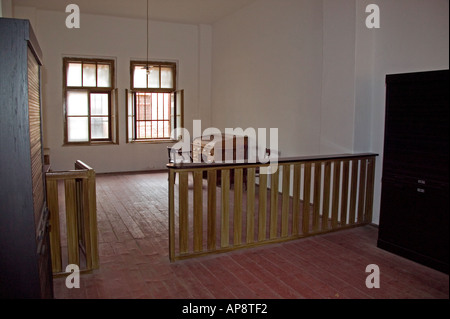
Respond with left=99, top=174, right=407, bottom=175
left=28, top=47, right=53, bottom=298
left=378, top=70, right=449, bottom=274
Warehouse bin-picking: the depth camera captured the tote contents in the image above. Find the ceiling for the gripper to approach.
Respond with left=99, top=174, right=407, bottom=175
left=12, top=0, right=257, bottom=24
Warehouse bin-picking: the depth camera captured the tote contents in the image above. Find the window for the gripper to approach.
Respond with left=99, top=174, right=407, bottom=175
left=127, top=61, right=183, bottom=142
left=63, top=57, right=117, bottom=144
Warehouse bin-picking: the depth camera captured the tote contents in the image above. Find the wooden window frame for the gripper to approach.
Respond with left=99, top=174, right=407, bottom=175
left=130, top=60, right=177, bottom=93
left=63, top=57, right=117, bottom=145
left=128, top=61, right=182, bottom=143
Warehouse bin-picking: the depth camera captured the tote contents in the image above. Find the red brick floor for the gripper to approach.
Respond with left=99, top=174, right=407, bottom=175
left=52, top=172, right=449, bottom=300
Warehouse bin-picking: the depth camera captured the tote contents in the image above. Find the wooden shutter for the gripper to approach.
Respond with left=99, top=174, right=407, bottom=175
left=170, top=89, right=184, bottom=140
left=126, top=89, right=135, bottom=142
left=111, top=88, right=119, bottom=144
left=27, top=47, right=45, bottom=228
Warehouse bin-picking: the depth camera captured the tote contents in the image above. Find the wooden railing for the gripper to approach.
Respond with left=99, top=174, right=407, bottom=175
left=46, top=160, right=98, bottom=275
left=167, top=153, right=377, bottom=262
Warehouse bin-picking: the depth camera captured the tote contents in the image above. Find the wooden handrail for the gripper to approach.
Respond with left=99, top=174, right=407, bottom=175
left=168, top=153, right=378, bottom=262
left=167, top=152, right=378, bottom=169
left=46, top=161, right=98, bottom=275
left=75, top=160, right=94, bottom=171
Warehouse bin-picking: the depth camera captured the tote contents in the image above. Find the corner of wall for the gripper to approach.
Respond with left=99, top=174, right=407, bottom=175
left=1, top=0, right=13, bottom=18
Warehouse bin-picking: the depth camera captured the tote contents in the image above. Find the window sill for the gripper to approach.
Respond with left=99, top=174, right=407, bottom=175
left=63, top=141, right=118, bottom=147
left=128, top=139, right=179, bottom=144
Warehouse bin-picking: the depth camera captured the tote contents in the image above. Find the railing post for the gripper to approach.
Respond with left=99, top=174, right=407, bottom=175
left=46, top=179, right=62, bottom=273
left=87, top=168, right=98, bottom=269
left=168, top=169, right=176, bottom=262
left=64, top=179, right=80, bottom=267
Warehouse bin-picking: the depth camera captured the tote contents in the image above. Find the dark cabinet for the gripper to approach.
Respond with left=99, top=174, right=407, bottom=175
left=0, top=18, right=53, bottom=298
left=377, top=69, right=449, bottom=274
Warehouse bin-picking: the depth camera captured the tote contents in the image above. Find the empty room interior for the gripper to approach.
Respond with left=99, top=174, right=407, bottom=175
left=0, top=0, right=448, bottom=300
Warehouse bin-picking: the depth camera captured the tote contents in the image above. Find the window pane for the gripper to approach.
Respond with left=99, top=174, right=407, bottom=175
left=146, top=122, right=152, bottom=138
left=90, top=93, right=109, bottom=116
left=67, top=63, right=82, bottom=86
left=152, top=122, right=158, bottom=137
left=83, top=63, right=96, bottom=87
left=158, top=94, right=164, bottom=121
left=163, top=93, right=170, bottom=120
left=137, top=121, right=146, bottom=138
left=67, top=117, right=89, bottom=142
left=145, top=94, right=152, bottom=119
left=136, top=93, right=146, bottom=121
left=134, top=66, right=147, bottom=88
left=97, top=64, right=111, bottom=87
left=67, top=91, right=88, bottom=116
left=148, top=66, right=160, bottom=88
left=164, top=121, right=170, bottom=138
left=158, top=121, right=164, bottom=138
left=91, top=117, right=109, bottom=139
left=151, top=94, right=158, bottom=120
left=161, top=67, right=173, bottom=89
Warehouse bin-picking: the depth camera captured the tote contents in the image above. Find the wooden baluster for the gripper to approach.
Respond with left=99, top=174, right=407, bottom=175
left=292, top=164, right=301, bottom=236
left=234, top=168, right=243, bottom=245
left=281, top=164, right=290, bottom=237
left=221, top=169, right=230, bottom=248
left=207, top=170, right=217, bottom=251
left=179, top=171, right=189, bottom=254
left=331, top=161, right=341, bottom=229
left=340, top=160, right=350, bottom=226
left=357, top=159, right=367, bottom=223
left=269, top=167, right=279, bottom=239
left=246, top=168, right=256, bottom=244
left=312, top=162, right=322, bottom=232
left=258, top=169, right=268, bottom=241
left=349, top=160, right=358, bottom=225
left=302, top=163, right=311, bottom=235
left=193, top=170, right=203, bottom=252
left=322, top=161, right=331, bottom=231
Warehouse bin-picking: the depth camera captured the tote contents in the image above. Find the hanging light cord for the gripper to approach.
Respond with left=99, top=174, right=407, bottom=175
left=146, top=0, right=149, bottom=73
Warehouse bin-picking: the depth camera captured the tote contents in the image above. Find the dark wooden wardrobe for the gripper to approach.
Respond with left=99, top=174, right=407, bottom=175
left=377, top=69, right=449, bottom=274
left=0, top=18, right=53, bottom=298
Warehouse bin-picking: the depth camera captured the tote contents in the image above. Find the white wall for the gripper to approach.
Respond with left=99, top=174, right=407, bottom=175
left=362, top=0, right=449, bottom=224
left=211, top=0, right=449, bottom=224
left=211, top=0, right=324, bottom=156
left=321, top=0, right=357, bottom=154
left=13, top=6, right=212, bottom=173
left=1, top=0, right=13, bottom=17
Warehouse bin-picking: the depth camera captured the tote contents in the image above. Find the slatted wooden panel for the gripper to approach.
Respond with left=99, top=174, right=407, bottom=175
left=168, top=155, right=377, bottom=262
left=46, top=162, right=99, bottom=275
left=27, top=47, right=45, bottom=228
